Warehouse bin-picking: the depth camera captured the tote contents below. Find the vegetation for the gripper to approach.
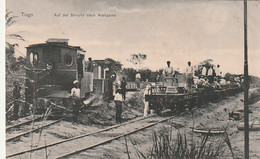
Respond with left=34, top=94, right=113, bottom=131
left=248, top=89, right=260, bottom=105
left=127, top=53, right=147, bottom=68
left=5, top=10, right=26, bottom=121
left=121, top=68, right=152, bottom=82
left=125, top=128, right=234, bottom=159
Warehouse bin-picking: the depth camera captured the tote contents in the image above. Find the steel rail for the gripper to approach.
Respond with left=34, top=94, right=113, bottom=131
left=6, top=116, right=43, bottom=131
left=6, top=118, right=63, bottom=142
left=6, top=115, right=156, bottom=158
left=56, top=116, right=174, bottom=159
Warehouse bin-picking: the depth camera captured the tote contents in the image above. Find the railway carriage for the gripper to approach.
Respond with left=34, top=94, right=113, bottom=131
left=145, top=73, right=243, bottom=114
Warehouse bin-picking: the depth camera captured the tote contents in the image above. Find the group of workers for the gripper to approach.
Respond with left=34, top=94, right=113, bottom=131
left=112, top=77, right=127, bottom=123
left=161, top=60, right=226, bottom=92
left=70, top=76, right=128, bottom=123
left=11, top=59, right=237, bottom=123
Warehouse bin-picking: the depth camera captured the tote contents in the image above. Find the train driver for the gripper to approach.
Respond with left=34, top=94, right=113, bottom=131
left=86, top=57, right=93, bottom=72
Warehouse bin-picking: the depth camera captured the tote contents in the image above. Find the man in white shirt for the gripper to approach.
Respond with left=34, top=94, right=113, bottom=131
left=163, top=61, right=174, bottom=86
left=215, top=64, right=221, bottom=77
left=163, top=61, right=174, bottom=77
left=185, top=61, right=193, bottom=92
left=201, top=66, right=207, bottom=77
left=71, top=80, right=81, bottom=122
left=135, top=71, right=141, bottom=90
left=207, top=66, right=213, bottom=83
left=114, top=90, right=123, bottom=123
left=143, top=84, right=151, bottom=116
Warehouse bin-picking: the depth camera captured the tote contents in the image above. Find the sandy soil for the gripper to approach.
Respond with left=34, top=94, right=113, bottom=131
left=72, top=90, right=260, bottom=159
left=6, top=89, right=260, bottom=159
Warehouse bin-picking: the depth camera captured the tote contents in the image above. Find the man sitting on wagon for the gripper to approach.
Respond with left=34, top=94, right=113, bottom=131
left=163, top=61, right=174, bottom=86
left=201, top=66, right=207, bottom=78
left=185, top=61, right=194, bottom=92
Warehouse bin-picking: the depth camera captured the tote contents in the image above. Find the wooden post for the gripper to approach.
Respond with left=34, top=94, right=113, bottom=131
left=243, top=0, right=249, bottom=158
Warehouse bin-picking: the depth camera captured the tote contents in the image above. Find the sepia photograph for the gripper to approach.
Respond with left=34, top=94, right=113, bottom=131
left=3, top=0, right=260, bottom=158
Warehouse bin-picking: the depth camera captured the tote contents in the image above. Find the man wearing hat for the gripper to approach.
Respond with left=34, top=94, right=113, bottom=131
left=13, top=81, right=21, bottom=120
left=71, top=80, right=81, bottom=122
left=114, top=89, right=123, bottom=123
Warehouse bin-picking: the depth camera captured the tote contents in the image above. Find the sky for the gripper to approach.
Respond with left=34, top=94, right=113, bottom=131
left=5, top=0, right=260, bottom=77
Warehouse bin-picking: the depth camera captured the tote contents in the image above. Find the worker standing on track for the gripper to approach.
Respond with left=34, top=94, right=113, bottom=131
left=135, top=70, right=141, bottom=90
left=185, top=61, right=193, bottom=92
left=121, top=77, right=127, bottom=100
left=71, top=80, right=81, bottom=123
left=114, top=89, right=123, bottom=123
left=13, top=81, right=21, bottom=120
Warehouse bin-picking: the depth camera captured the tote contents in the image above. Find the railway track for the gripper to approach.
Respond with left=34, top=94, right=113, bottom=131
left=6, top=118, right=63, bottom=142
left=6, top=116, right=43, bottom=131
left=7, top=112, right=174, bottom=159
left=56, top=116, right=174, bottom=159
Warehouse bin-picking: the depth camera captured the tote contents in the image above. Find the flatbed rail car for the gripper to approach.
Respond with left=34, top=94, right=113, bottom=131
left=145, top=90, right=198, bottom=113
left=144, top=75, right=243, bottom=114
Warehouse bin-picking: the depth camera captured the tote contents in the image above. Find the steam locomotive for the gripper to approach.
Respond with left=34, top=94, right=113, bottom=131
left=25, top=39, right=113, bottom=115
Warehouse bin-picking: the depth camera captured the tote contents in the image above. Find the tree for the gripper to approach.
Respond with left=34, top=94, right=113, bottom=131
left=127, top=53, right=147, bottom=69
left=5, top=10, right=25, bottom=73
left=5, top=10, right=26, bottom=115
left=104, top=58, right=122, bottom=72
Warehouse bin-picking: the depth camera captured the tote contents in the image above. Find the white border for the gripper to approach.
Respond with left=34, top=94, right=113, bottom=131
left=0, top=0, right=6, bottom=158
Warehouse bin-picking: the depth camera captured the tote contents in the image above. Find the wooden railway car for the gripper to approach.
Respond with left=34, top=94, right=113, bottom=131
left=145, top=74, right=243, bottom=114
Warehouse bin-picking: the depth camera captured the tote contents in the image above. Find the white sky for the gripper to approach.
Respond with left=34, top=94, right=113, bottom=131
left=5, top=0, right=260, bottom=77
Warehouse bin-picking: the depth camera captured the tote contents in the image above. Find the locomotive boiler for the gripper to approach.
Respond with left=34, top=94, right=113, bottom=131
left=25, top=39, right=110, bottom=116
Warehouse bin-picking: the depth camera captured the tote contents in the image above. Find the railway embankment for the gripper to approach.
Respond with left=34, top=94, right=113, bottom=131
left=6, top=89, right=260, bottom=159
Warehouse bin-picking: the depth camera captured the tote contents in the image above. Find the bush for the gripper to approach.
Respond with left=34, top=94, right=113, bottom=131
left=248, top=89, right=260, bottom=105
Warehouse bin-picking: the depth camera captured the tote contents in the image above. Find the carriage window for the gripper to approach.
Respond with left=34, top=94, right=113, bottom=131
left=34, top=54, right=38, bottom=62
left=64, top=54, right=73, bottom=66
left=30, top=53, right=33, bottom=64
left=30, top=52, right=39, bottom=66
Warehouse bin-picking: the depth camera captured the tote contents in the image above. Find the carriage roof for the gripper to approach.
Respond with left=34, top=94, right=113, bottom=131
left=26, top=38, right=86, bottom=54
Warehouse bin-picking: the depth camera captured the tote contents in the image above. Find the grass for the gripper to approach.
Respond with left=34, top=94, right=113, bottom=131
left=248, top=89, right=260, bottom=105
left=125, top=127, right=234, bottom=159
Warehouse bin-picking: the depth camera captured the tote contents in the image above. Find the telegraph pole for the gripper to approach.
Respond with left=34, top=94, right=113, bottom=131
left=243, top=0, right=249, bottom=158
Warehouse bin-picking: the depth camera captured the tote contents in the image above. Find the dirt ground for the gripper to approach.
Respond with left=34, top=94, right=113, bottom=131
left=78, top=90, right=260, bottom=159
left=6, top=89, right=260, bottom=159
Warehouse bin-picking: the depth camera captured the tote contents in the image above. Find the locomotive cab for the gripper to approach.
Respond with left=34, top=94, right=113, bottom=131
left=25, top=39, right=90, bottom=115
